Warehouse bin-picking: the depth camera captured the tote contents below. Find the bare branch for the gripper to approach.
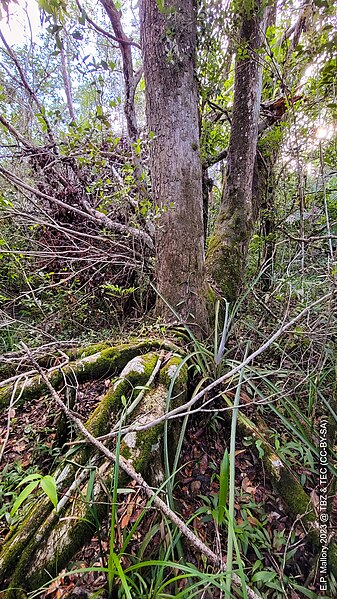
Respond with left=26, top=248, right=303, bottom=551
left=0, top=166, right=154, bottom=248
left=75, top=0, right=141, bottom=49
left=59, top=35, right=76, bottom=122
left=0, top=114, right=35, bottom=148
left=0, top=30, right=55, bottom=143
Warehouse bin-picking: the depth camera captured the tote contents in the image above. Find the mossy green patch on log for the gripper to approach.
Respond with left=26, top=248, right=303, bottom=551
left=122, top=356, right=188, bottom=484
left=222, top=401, right=337, bottom=579
left=0, top=341, right=165, bottom=412
left=158, top=355, right=188, bottom=390
left=0, top=352, right=158, bottom=592
left=67, top=340, right=112, bottom=359
left=9, top=463, right=112, bottom=595
left=207, top=231, right=244, bottom=304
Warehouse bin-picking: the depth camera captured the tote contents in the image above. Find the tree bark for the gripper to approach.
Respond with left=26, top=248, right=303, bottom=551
left=206, top=1, right=267, bottom=303
left=60, top=34, right=76, bottom=122
left=99, top=0, right=145, bottom=193
left=140, top=0, right=208, bottom=335
left=100, top=0, right=138, bottom=144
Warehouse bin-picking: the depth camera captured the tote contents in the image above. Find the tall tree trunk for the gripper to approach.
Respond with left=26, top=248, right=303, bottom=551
left=60, top=34, right=75, bottom=122
left=206, top=1, right=267, bottom=303
left=99, top=0, right=145, bottom=193
left=140, top=0, right=208, bottom=335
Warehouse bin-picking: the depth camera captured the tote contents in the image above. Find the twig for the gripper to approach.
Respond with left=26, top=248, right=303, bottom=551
left=0, top=378, right=26, bottom=463
left=75, top=0, right=141, bottom=49
left=0, top=114, right=35, bottom=148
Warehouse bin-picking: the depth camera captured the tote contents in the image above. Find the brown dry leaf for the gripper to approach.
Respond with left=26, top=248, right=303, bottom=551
left=12, top=444, right=25, bottom=453
left=241, top=476, right=256, bottom=494
left=121, top=511, right=131, bottom=529
left=45, top=570, right=66, bottom=596
left=247, top=515, right=260, bottom=526
left=199, top=453, right=208, bottom=475
left=8, top=408, right=15, bottom=418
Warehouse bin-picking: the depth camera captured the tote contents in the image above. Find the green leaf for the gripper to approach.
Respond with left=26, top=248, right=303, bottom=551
left=252, top=570, right=277, bottom=583
left=292, top=583, right=320, bottom=598
left=17, top=473, right=42, bottom=487
left=40, top=475, right=58, bottom=509
left=10, top=481, right=40, bottom=517
left=216, top=449, right=229, bottom=525
left=156, top=0, right=165, bottom=12
left=86, top=468, right=96, bottom=503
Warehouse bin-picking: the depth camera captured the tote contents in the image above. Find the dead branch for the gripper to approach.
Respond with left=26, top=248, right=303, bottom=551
left=75, top=0, right=141, bottom=49
left=0, top=166, right=154, bottom=248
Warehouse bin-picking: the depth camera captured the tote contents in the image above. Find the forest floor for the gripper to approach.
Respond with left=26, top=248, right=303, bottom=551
left=0, top=373, right=319, bottom=599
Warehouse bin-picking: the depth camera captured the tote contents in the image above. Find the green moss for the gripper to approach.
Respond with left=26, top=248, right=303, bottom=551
left=6, top=492, right=99, bottom=596
left=206, top=232, right=243, bottom=304
left=265, top=452, right=315, bottom=527
left=0, top=495, right=51, bottom=588
left=206, top=285, right=217, bottom=315
left=159, top=356, right=188, bottom=391
left=87, top=352, right=159, bottom=438
left=0, top=341, right=162, bottom=412
left=120, top=356, right=188, bottom=479
left=68, top=341, right=112, bottom=359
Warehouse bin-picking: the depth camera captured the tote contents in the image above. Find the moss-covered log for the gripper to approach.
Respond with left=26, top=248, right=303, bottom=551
left=223, top=397, right=337, bottom=579
left=0, top=339, right=181, bottom=411
left=0, top=351, right=188, bottom=598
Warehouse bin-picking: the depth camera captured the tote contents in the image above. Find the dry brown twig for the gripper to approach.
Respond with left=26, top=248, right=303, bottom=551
left=0, top=377, right=26, bottom=463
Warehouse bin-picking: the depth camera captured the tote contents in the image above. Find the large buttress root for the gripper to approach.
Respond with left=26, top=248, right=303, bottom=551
left=0, top=350, right=188, bottom=598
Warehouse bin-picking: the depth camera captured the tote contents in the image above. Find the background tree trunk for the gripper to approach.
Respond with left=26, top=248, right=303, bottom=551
left=140, top=0, right=208, bottom=336
left=99, top=0, right=145, bottom=193
left=206, top=0, right=267, bottom=303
